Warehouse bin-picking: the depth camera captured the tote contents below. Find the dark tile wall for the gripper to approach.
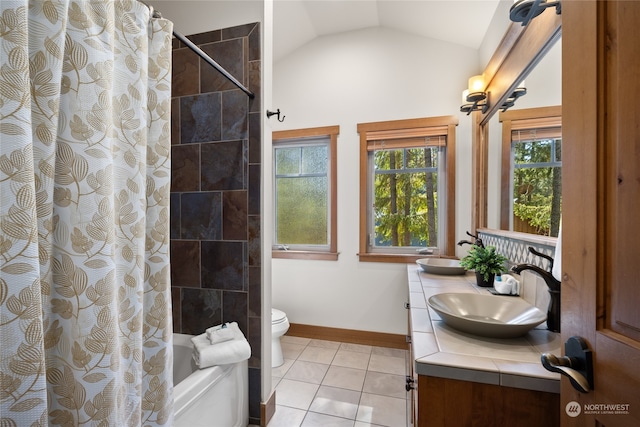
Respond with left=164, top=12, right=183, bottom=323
left=170, top=22, right=262, bottom=425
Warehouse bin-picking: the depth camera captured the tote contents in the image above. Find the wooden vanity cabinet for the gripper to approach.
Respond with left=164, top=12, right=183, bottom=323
left=416, top=375, right=559, bottom=427
left=407, top=302, right=418, bottom=425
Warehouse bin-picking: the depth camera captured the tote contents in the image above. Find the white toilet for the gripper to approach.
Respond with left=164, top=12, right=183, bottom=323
left=271, top=308, right=290, bottom=368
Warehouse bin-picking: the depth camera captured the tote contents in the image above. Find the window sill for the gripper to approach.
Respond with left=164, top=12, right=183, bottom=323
left=357, top=253, right=426, bottom=264
left=272, top=250, right=339, bottom=261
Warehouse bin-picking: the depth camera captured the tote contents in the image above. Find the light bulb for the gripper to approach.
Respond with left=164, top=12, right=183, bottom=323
left=468, top=75, right=485, bottom=93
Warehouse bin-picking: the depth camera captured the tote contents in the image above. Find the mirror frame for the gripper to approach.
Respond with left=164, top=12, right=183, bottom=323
left=471, top=7, right=562, bottom=232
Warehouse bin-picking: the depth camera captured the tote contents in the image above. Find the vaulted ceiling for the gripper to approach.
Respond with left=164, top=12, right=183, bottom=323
left=273, top=0, right=502, bottom=61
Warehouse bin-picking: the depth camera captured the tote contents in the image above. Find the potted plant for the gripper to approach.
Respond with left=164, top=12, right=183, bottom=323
left=459, top=245, right=508, bottom=287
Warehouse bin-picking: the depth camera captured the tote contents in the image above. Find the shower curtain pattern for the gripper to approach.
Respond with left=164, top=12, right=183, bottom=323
left=0, top=1, right=173, bottom=425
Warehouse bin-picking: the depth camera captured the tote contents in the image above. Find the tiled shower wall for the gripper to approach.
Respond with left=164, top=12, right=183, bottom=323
left=169, top=23, right=262, bottom=424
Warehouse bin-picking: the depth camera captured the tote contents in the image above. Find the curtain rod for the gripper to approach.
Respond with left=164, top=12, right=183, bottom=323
left=143, top=2, right=255, bottom=99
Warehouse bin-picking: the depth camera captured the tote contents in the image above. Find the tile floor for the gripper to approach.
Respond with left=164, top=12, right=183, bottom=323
left=267, top=335, right=409, bottom=427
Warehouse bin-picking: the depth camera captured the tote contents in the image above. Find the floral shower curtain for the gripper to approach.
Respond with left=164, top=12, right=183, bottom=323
left=0, top=1, right=173, bottom=425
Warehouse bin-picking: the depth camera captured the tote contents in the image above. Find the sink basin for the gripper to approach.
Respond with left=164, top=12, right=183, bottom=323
left=416, top=258, right=466, bottom=275
left=427, top=293, right=547, bottom=338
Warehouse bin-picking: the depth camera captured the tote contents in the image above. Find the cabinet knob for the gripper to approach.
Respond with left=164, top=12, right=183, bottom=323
left=405, top=376, right=415, bottom=391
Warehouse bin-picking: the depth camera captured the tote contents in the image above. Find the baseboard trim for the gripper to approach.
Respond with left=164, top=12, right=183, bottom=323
left=261, top=389, right=276, bottom=427
left=287, top=323, right=408, bottom=349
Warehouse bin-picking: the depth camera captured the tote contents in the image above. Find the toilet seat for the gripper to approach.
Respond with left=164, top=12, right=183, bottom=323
left=272, top=308, right=287, bottom=325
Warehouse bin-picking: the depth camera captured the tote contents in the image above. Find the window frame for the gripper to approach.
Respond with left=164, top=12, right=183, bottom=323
left=499, top=106, right=562, bottom=231
left=357, top=116, right=458, bottom=263
left=272, top=126, right=339, bottom=260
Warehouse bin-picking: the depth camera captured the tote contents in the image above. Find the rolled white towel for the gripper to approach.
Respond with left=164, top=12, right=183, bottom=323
left=493, top=276, right=513, bottom=295
left=505, top=276, right=520, bottom=295
left=206, top=323, right=235, bottom=344
left=191, top=322, right=251, bottom=368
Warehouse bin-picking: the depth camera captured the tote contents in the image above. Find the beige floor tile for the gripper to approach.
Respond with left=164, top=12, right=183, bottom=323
left=362, top=371, right=406, bottom=399
left=308, top=385, right=361, bottom=419
left=267, top=405, right=306, bottom=427
left=332, top=350, right=371, bottom=370
left=284, top=360, right=330, bottom=384
left=272, top=376, right=282, bottom=390
left=298, top=345, right=338, bottom=364
left=282, top=342, right=307, bottom=360
left=356, top=393, right=407, bottom=427
left=268, top=339, right=409, bottom=427
left=371, top=346, right=407, bottom=359
left=275, top=379, right=320, bottom=410
left=272, top=358, right=295, bottom=378
left=367, top=354, right=406, bottom=376
left=308, top=339, right=341, bottom=349
left=302, top=412, right=355, bottom=427
left=339, top=343, right=372, bottom=354
left=322, top=366, right=366, bottom=391
left=282, top=335, right=312, bottom=346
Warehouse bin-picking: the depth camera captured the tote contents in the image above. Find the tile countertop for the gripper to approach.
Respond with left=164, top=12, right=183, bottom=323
left=407, top=264, right=562, bottom=394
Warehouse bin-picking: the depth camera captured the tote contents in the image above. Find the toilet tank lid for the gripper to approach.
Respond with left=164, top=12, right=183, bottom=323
left=272, top=308, right=287, bottom=323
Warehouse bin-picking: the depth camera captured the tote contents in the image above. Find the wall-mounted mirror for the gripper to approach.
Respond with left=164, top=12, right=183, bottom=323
left=486, top=39, right=562, bottom=235
left=471, top=6, right=562, bottom=236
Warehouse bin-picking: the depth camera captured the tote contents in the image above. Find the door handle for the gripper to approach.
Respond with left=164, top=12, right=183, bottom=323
left=541, top=353, right=591, bottom=393
left=541, top=336, right=594, bottom=393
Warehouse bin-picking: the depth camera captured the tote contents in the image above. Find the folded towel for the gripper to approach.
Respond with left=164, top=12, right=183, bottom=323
left=191, top=322, right=251, bottom=368
left=206, top=323, right=235, bottom=344
left=505, top=275, right=520, bottom=295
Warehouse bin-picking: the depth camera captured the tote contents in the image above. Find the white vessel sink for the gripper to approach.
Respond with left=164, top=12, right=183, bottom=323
left=427, top=293, right=547, bottom=338
left=416, top=258, right=466, bottom=275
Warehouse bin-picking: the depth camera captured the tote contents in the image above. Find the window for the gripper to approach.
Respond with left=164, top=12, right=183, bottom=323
left=272, top=126, right=339, bottom=260
left=499, top=106, right=562, bottom=237
left=357, top=116, right=458, bottom=262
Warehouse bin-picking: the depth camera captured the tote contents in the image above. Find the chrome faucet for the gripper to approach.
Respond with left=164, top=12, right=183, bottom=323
left=511, top=247, right=561, bottom=333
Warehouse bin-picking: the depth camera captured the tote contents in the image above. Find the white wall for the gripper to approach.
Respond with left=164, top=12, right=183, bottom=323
left=271, top=28, right=480, bottom=335
left=262, top=0, right=274, bottom=401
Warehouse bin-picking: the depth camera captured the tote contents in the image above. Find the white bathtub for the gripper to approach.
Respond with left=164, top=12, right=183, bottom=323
left=173, top=333, right=248, bottom=427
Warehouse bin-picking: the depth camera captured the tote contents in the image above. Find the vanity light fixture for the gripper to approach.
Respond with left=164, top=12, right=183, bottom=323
left=510, top=0, right=561, bottom=27
left=500, top=81, right=527, bottom=112
left=460, top=75, right=489, bottom=116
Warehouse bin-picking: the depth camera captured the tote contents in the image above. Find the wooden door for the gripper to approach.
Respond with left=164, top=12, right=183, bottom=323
left=562, top=1, right=640, bottom=426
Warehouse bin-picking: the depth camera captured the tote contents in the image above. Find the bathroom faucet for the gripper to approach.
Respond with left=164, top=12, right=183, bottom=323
left=511, top=247, right=561, bottom=333
left=457, top=231, right=485, bottom=248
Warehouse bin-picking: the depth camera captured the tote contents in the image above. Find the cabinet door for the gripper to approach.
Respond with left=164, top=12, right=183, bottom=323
left=562, top=1, right=640, bottom=425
